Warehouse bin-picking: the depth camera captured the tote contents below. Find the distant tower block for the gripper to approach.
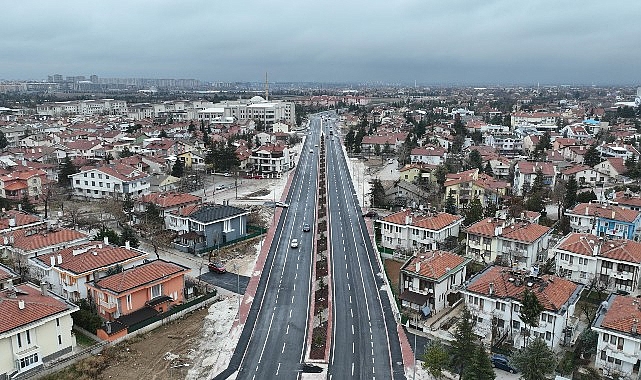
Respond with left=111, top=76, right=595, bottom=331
left=636, top=87, right=641, bottom=106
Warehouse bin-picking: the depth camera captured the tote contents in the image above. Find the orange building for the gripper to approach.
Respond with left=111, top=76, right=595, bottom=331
left=86, top=259, right=189, bottom=322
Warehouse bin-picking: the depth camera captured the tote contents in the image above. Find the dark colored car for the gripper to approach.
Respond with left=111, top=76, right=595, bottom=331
left=491, top=354, right=517, bottom=373
left=303, top=223, right=311, bottom=232
left=208, top=261, right=226, bottom=273
left=362, top=211, right=379, bottom=218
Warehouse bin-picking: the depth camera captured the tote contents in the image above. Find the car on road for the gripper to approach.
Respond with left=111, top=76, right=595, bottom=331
left=223, top=173, right=231, bottom=177
left=290, top=239, right=299, bottom=248
left=215, top=184, right=225, bottom=190
left=275, top=201, right=289, bottom=208
left=491, top=354, right=517, bottom=373
left=303, top=223, right=310, bottom=232
left=208, top=261, right=226, bottom=273
left=309, top=149, right=313, bottom=153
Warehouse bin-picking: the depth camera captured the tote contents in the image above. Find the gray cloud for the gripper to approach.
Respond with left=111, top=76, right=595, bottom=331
left=1, top=0, right=639, bottom=84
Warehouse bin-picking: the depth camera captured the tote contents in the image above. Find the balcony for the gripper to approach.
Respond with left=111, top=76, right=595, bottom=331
left=98, top=298, right=117, bottom=313
left=611, top=271, right=634, bottom=281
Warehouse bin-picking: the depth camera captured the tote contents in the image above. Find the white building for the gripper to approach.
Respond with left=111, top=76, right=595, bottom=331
left=377, top=209, right=463, bottom=253
left=465, top=216, right=551, bottom=269
left=512, top=161, right=557, bottom=196
left=399, top=250, right=470, bottom=330
left=462, top=265, right=583, bottom=349
left=29, top=240, right=149, bottom=301
left=592, top=294, right=641, bottom=378
left=69, top=164, right=151, bottom=199
left=410, top=146, right=447, bottom=166
left=198, top=96, right=295, bottom=126
left=565, top=202, right=641, bottom=241
left=248, top=143, right=296, bottom=178
left=553, top=233, right=641, bottom=294
left=0, top=283, right=79, bottom=378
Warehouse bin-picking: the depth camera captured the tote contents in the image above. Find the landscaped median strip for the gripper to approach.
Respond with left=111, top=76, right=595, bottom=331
left=307, top=138, right=332, bottom=363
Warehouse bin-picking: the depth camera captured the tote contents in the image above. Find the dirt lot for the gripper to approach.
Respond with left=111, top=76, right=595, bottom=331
left=45, top=306, right=212, bottom=380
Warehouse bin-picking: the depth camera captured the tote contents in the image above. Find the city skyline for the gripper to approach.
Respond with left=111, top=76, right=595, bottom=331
left=2, top=0, right=640, bottom=85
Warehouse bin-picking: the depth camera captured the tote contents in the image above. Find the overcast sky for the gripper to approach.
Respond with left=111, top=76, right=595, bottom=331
left=1, top=1, right=639, bottom=85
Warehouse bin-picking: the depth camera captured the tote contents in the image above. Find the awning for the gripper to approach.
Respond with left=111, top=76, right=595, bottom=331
left=399, top=290, right=429, bottom=306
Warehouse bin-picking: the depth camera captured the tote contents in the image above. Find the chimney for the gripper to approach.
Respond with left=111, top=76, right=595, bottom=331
left=8, top=218, right=15, bottom=227
left=125, top=241, right=130, bottom=250
left=585, top=206, right=589, bottom=216
left=103, top=236, right=109, bottom=245
left=489, top=282, right=495, bottom=296
left=612, top=210, right=615, bottom=219
left=18, top=300, right=25, bottom=310
left=415, top=261, right=421, bottom=273
left=17, top=203, right=22, bottom=212
left=57, top=254, right=62, bottom=264
left=405, top=214, right=412, bottom=225
left=50, top=256, right=56, bottom=267
left=40, top=282, right=48, bottom=296
left=105, top=321, right=112, bottom=334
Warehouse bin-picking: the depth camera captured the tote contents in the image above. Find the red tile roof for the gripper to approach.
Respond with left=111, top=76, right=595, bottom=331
left=12, top=228, right=88, bottom=252
left=555, top=233, right=599, bottom=256
left=614, top=192, right=641, bottom=208
left=93, top=260, right=188, bottom=294
left=35, top=242, right=148, bottom=275
left=402, top=251, right=468, bottom=281
left=381, top=209, right=463, bottom=231
left=569, top=203, right=640, bottom=223
left=0, top=283, right=76, bottom=334
left=600, top=295, right=641, bottom=335
left=466, top=217, right=550, bottom=243
left=466, top=266, right=580, bottom=312
left=0, top=210, right=42, bottom=230
left=140, top=192, right=201, bottom=209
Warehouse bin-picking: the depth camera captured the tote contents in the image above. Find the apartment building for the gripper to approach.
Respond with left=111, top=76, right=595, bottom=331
left=249, top=143, right=296, bottom=178
left=377, top=209, right=463, bottom=253
left=69, top=164, right=151, bottom=199
left=462, top=266, right=583, bottom=349
left=512, top=161, right=557, bottom=196
left=565, top=202, right=641, bottom=240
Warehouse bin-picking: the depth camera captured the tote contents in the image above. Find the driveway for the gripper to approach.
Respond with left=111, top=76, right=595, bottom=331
left=199, top=271, right=249, bottom=294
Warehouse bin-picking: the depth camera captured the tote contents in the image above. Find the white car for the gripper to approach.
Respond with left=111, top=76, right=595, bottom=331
left=215, top=184, right=225, bottom=191
left=290, top=239, right=299, bottom=248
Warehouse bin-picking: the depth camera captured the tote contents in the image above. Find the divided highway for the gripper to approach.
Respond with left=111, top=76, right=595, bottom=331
left=324, top=115, right=406, bottom=379
left=215, top=118, right=321, bottom=379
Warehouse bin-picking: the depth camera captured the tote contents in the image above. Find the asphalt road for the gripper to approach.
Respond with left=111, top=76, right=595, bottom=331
left=199, top=271, right=250, bottom=294
left=324, top=114, right=406, bottom=379
left=214, top=115, right=322, bottom=379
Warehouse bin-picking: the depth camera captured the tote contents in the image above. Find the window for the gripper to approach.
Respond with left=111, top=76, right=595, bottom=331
left=19, top=353, right=38, bottom=369
left=56, top=318, right=60, bottom=327
left=75, top=180, right=80, bottom=184
left=126, top=294, right=132, bottom=310
left=546, top=331, right=552, bottom=340
left=151, top=284, right=162, bottom=298
left=58, top=335, right=62, bottom=345
left=26, top=329, right=31, bottom=344
left=17, top=332, right=22, bottom=348
left=602, top=261, right=613, bottom=269
left=513, top=304, right=520, bottom=313
left=512, top=320, right=520, bottom=329
left=603, top=333, right=609, bottom=342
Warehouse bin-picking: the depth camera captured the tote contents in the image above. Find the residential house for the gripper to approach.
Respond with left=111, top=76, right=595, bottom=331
left=512, top=161, right=556, bottom=196
left=384, top=180, right=430, bottom=208
left=69, top=163, right=151, bottom=199
left=410, top=146, right=447, bottom=166
left=29, top=240, right=149, bottom=301
left=560, top=165, right=613, bottom=188
left=511, top=112, right=560, bottom=129
left=2, top=226, right=89, bottom=260
left=465, top=216, right=551, bottom=269
left=613, top=191, right=641, bottom=212
left=377, top=209, right=463, bottom=253
left=595, top=158, right=627, bottom=179
left=554, top=233, right=641, bottom=293
left=170, top=204, right=250, bottom=254
left=444, top=169, right=508, bottom=210
left=0, top=263, right=19, bottom=289
left=598, top=143, right=640, bottom=161
left=87, top=259, right=189, bottom=340
left=0, top=283, right=79, bottom=379
left=565, top=202, right=641, bottom=240
left=560, top=125, right=592, bottom=141
left=592, top=294, right=641, bottom=378
left=0, top=168, right=47, bottom=202
left=137, top=192, right=201, bottom=226
left=399, top=251, right=470, bottom=329
left=462, top=265, right=583, bottom=349
left=249, top=143, right=296, bottom=178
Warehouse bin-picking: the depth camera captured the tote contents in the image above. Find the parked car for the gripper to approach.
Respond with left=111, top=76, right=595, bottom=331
left=275, top=201, right=289, bottom=208
left=215, top=184, right=225, bottom=191
left=491, top=354, right=517, bottom=373
left=208, top=261, right=226, bottom=274
left=362, top=211, right=379, bottom=218
left=290, top=239, right=299, bottom=248
left=303, top=223, right=311, bottom=232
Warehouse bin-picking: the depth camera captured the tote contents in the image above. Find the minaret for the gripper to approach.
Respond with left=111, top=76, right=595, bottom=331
left=265, top=72, right=269, bottom=101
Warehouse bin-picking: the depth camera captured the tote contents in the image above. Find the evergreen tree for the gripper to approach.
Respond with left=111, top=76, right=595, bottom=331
left=171, top=159, right=185, bottom=178
left=369, top=179, right=386, bottom=208
left=564, top=176, right=578, bottom=210
left=583, top=144, right=601, bottom=167
left=468, top=150, right=483, bottom=170
left=484, top=202, right=498, bottom=218
left=576, top=190, right=597, bottom=203
left=421, top=341, right=449, bottom=380
left=188, top=121, right=195, bottom=132
left=451, top=306, right=477, bottom=377
left=19, top=195, right=36, bottom=213
left=120, top=225, right=139, bottom=248
left=483, top=161, right=494, bottom=177
left=445, top=192, right=457, bottom=215
left=533, top=131, right=552, bottom=159
left=95, top=226, right=121, bottom=246
left=159, top=129, right=168, bottom=138
left=462, top=344, right=495, bottom=380
left=519, top=289, right=543, bottom=345
left=529, top=168, right=546, bottom=196
left=510, top=337, right=557, bottom=380
left=0, top=131, right=8, bottom=149
left=120, top=146, right=134, bottom=158
left=58, top=156, right=79, bottom=187
left=465, top=198, right=484, bottom=225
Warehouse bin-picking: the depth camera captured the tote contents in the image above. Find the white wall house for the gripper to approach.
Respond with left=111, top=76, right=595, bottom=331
left=592, top=294, right=641, bottom=379
left=553, top=233, right=641, bottom=293
left=249, top=144, right=296, bottom=178
left=465, top=217, right=551, bottom=269
left=69, top=164, right=151, bottom=199
left=0, top=283, right=78, bottom=379
left=377, top=210, right=463, bottom=253
left=462, top=266, right=583, bottom=349
left=399, top=251, right=470, bottom=332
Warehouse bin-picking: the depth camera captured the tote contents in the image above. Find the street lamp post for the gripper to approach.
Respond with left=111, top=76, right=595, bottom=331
left=233, top=263, right=240, bottom=316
